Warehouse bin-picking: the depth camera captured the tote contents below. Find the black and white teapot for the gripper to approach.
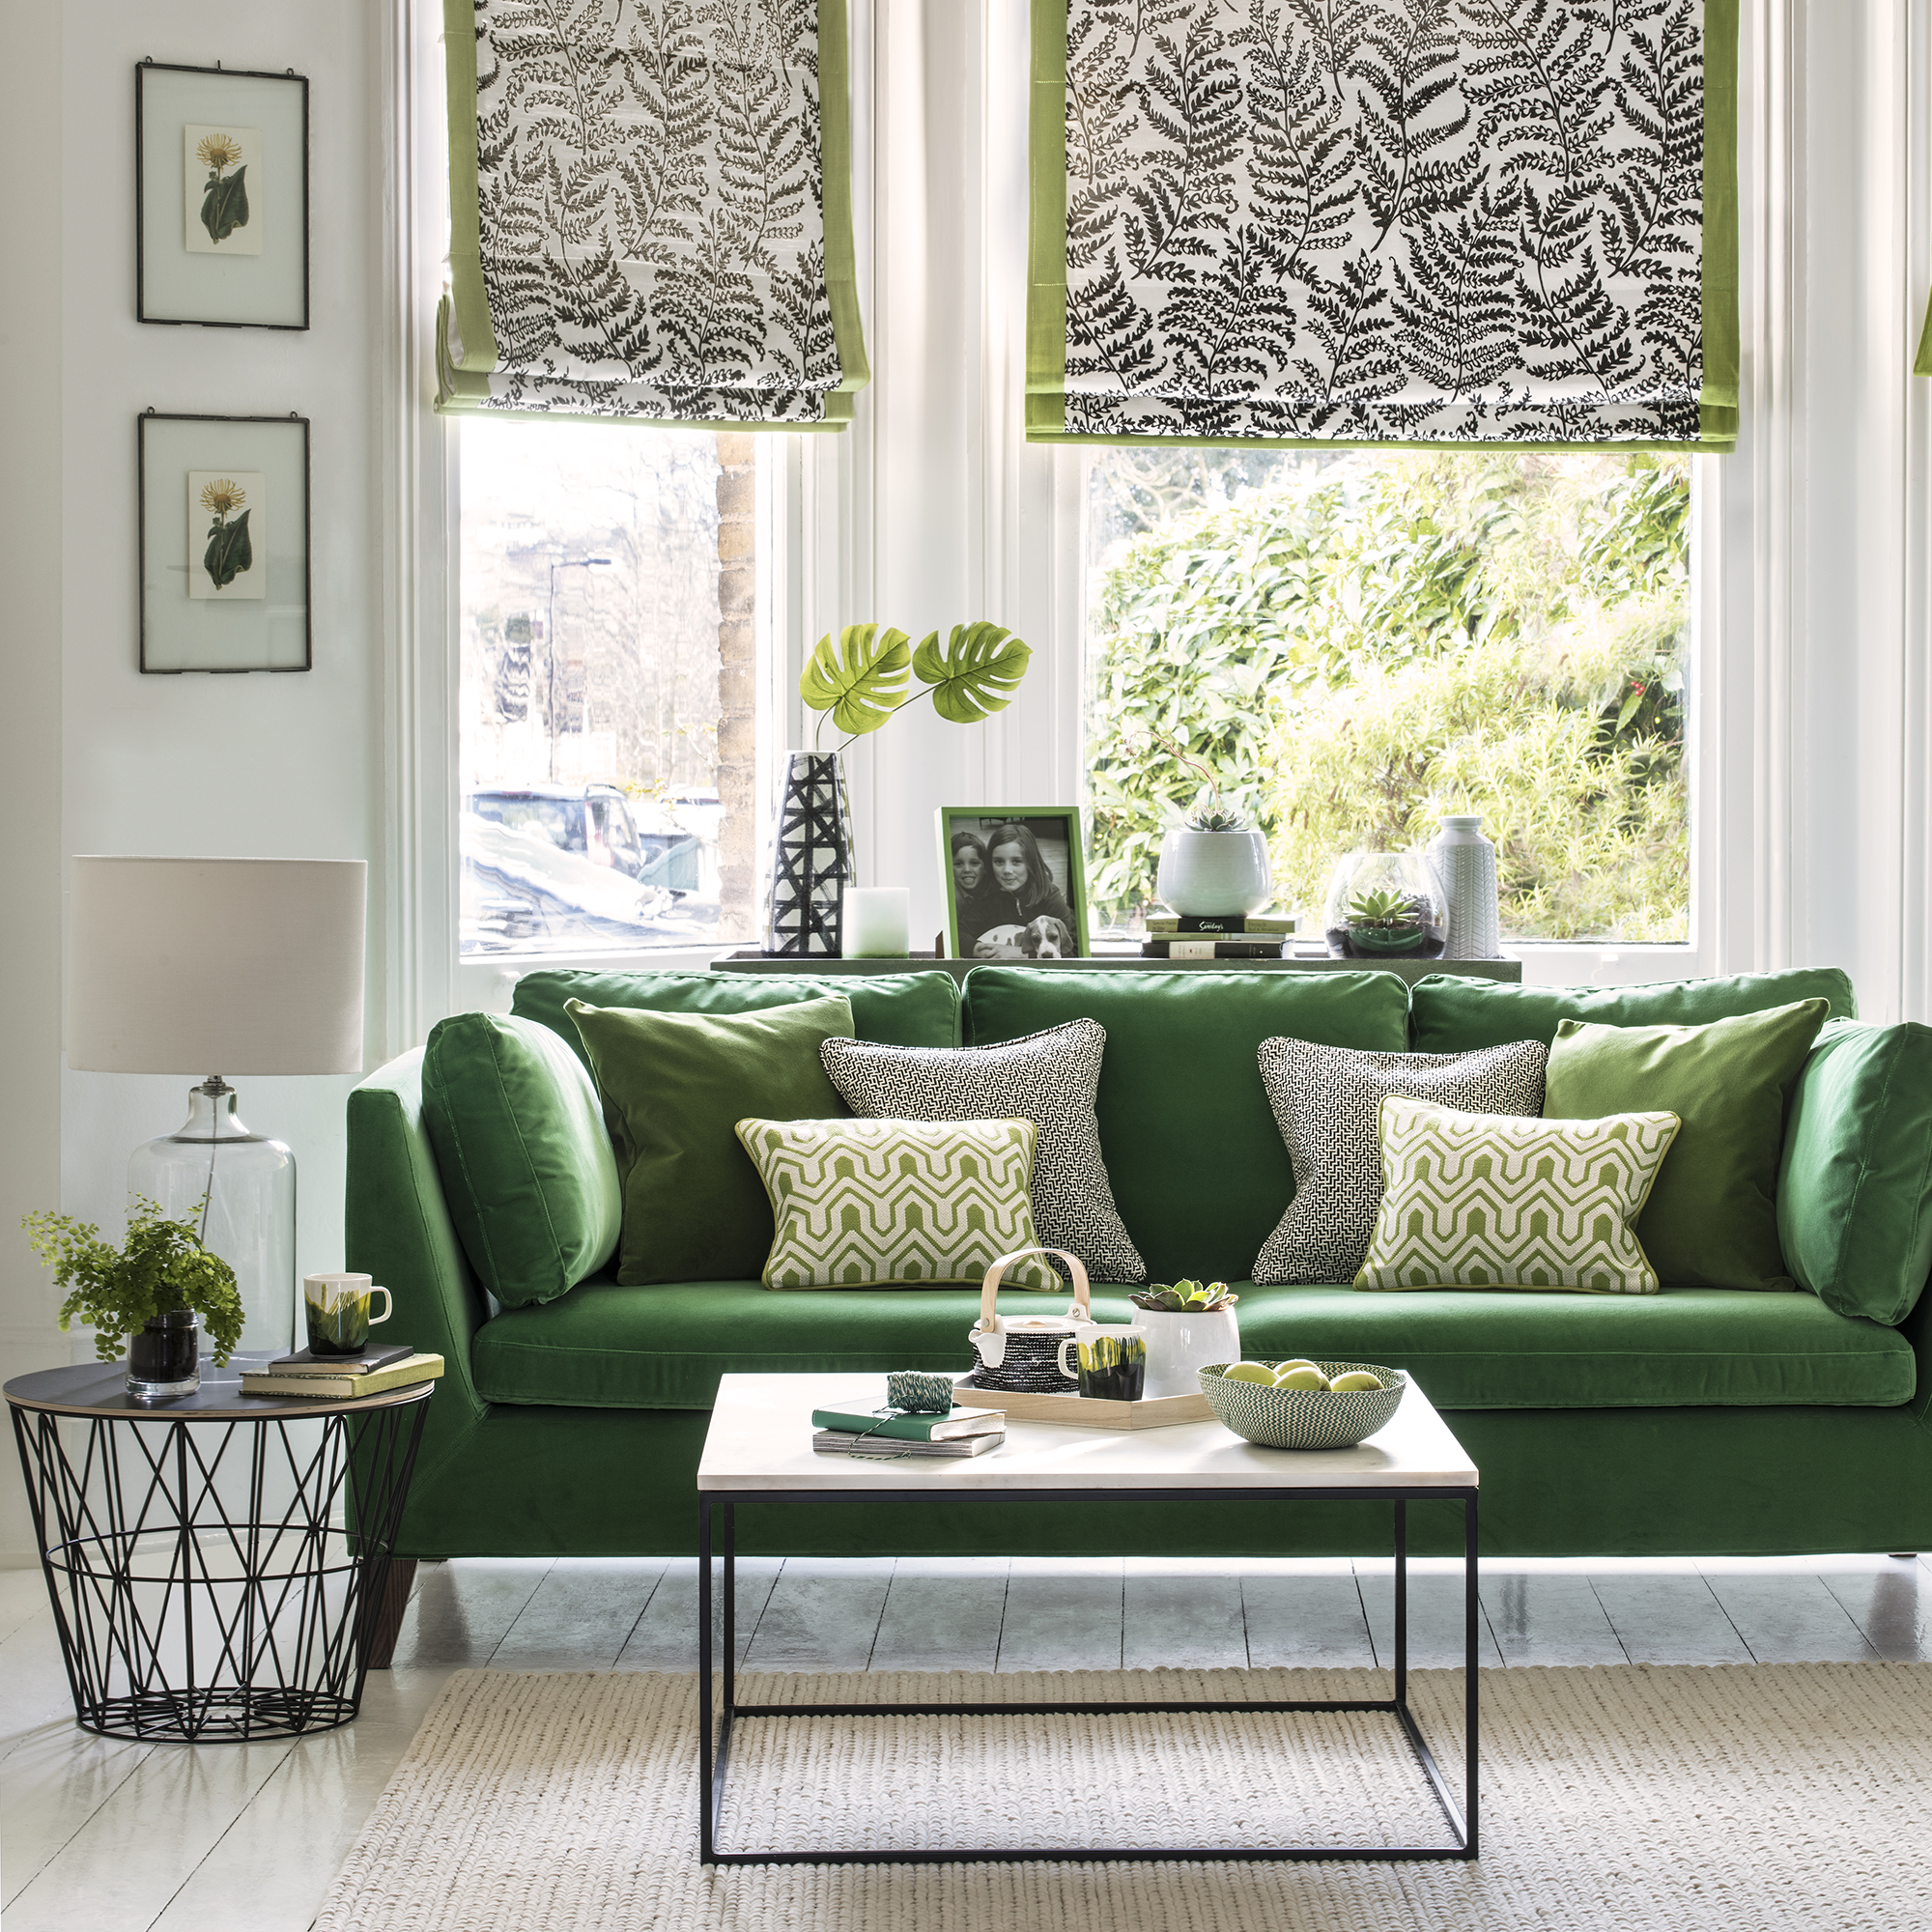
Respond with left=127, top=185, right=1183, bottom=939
left=967, top=1246, right=1111, bottom=1393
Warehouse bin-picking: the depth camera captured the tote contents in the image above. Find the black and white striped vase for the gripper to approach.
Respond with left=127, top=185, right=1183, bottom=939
left=764, top=751, right=854, bottom=956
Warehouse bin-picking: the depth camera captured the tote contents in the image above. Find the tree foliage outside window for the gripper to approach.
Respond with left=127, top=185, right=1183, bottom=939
left=1085, top=449, right=1692, bottom=943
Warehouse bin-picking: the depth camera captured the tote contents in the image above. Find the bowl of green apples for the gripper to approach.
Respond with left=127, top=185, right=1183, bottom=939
left=1198, top=1359, right=1406, bottom=1450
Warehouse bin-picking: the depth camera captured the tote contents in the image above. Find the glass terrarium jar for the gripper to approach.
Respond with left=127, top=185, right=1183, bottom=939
left=127, top=1079, right=297, bottom=1378
left=1322, top=852, right=1449, bottom=960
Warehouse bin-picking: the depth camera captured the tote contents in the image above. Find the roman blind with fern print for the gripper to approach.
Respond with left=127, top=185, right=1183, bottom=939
left=1028, top=0, right=1738, bottom=447
left=438, top=0, right=867, bottom=425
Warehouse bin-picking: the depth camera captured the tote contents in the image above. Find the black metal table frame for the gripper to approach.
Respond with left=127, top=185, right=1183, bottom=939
left=698, top=1484, right=1478, bottom=1866
left=8, top=1388, right=430, bottom=1744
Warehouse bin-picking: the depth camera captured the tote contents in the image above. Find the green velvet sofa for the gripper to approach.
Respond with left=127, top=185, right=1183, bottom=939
left=346, top=964, right=1932, bottom=1567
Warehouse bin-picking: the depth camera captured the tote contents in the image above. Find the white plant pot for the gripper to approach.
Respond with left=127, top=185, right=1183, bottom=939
left=1138, top=1305, right=1242, bottom=1399
left=1155, top=830, right=1273, bottom=916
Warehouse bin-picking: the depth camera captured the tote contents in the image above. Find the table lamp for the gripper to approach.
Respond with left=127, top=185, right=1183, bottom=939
left=65, top=858, right=367, bottom=1375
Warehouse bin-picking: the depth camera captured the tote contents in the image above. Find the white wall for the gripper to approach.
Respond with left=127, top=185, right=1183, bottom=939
left=0, top=1, right=384, bottom=1564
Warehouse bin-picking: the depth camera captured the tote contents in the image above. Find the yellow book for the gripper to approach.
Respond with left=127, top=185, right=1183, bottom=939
left=240, top=1352, right=444, bottom=1400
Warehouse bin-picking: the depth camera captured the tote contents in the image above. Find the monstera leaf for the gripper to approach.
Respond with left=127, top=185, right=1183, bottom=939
left=203, top=509, right=253, bottom=591
left=201, top=165, right=250, bottom=245
left=911, top=623, right=1033, bottom=724
left=799, top=624, right=912, bottom=738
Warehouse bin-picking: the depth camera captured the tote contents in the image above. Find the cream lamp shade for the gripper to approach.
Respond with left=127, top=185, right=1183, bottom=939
left=66, top=857, right=367, bottom=1075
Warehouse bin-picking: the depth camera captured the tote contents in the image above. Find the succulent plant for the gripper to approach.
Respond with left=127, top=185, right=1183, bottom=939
left=1184, top=799, right=1250, bottom=833
left=1346, top=887, right=1424, bottom=931
left=1130, top=1278, right=1239, bottom=1314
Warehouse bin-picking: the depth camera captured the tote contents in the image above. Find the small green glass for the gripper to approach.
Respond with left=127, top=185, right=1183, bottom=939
left=303, top=1272, right=394, bottom=1357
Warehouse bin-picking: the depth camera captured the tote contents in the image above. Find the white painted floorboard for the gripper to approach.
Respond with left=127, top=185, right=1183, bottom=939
left=2, top=1550, right=1927, bottom=1931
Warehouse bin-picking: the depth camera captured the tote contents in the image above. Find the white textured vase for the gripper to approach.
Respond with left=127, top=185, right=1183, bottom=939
left=1138, top=1306, right=1242, bottom=1399
left=1155, top=830, right=1272, bottom=916
left=1428, top=814, right=1501, bottom=960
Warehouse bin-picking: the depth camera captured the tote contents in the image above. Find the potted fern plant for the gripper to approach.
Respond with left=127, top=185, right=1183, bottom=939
left=1152, top=747, right=1272, bottom=917
left=769, top=621, right=1032, bottom=955
left=23, top=1197, right=245, bottom=1404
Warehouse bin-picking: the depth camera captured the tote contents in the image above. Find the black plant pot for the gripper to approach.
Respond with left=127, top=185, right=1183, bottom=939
left=127, top=1309, right=200, bottom=1404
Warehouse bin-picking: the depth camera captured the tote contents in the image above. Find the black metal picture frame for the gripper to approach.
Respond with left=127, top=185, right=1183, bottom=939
left=138, top=410, right=313, bottom=674
left=936, top=805, right=1093, bottom=959
left=136, top=59, right=310, bottom=330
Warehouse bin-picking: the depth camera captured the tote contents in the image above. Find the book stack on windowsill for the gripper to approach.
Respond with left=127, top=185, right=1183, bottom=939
left=810, top=1405, right=1006, bottom=1458
left=241, top=1343, right=443, bottom=1400
left=1142, top=914, right=1295, bottom=960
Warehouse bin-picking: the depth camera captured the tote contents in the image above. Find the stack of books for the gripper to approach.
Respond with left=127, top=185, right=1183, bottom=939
left=241, top=1343, right=443, bottom=1400
left=810, top=1404, right=1006, bottom=1458
left=1143, top=913, right=1295, bottom=960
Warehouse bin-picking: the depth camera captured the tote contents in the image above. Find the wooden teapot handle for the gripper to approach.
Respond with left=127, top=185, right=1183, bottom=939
left=976, top=1247, right=1092, bottom=1333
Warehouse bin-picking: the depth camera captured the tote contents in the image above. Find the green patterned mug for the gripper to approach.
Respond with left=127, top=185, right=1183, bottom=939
left=303, top=1272, right=394, bottom=1357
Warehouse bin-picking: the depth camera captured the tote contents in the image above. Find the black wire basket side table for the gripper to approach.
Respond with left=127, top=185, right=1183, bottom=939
left=5, top=1365, right=431, bottom=1743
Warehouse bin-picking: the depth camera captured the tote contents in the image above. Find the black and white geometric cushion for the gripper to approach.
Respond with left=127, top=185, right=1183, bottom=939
left=820, top=1018, right=1148, bottom=1284
left=1251, top=1037, right=1548, bottom=1285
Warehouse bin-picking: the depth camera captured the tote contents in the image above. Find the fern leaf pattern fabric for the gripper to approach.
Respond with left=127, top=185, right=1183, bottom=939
left=735, top=1117, right=1060, bottom=1291
left=1252, top=1037, right=1548, bottom=1285
left=1355, top=1096, right=1680, bottom=1293
left=1030, top=0, right=1737, bottom=446
left=439, top=0, right=867, bottom=423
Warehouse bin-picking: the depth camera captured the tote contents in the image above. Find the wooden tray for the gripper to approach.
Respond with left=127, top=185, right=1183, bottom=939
left=952, top=1376, right=1212, bottom=1431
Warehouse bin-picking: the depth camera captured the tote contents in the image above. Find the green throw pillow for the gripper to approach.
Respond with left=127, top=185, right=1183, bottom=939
left=1778, top=1017, right=1932, bottom=1324
left=1355, top=1096, right=1680, bottom=1295
left=420, top=1011, right=623, bottom=1309
left=1408, top=968, right=1856, bottom=1054
left=567, top=994, right=855, bottom=1286
left=1543, top=999, right=1830, bottom=1291
left=735, top=1116, right=1059, bottom=1291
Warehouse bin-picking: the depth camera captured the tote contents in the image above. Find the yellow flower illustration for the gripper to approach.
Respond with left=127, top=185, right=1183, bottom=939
left=197, top=132, right=244, bottom=172
left=199, top=479, right=246, bottom=517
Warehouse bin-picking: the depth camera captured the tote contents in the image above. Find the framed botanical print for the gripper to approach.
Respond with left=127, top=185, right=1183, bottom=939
left=136, top=61, right=309, bottom=329
left=139, top=412, right=311, bottom=673
left=936, top=807, right=1091, bottom=959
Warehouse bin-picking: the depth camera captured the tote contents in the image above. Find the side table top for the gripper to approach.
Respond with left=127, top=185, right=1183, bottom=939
left=698, top=1371, right=1477, bottom=1492
left=4, top=1362, right=436, bottom=1421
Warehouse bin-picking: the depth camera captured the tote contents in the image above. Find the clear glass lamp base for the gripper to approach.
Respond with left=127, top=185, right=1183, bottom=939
left=128, top=1079, right=298, bottom=1378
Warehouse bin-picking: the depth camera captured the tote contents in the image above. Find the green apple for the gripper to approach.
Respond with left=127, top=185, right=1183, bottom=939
left=1275, top=1358, right=1320, bottom=1374
left=1328, top=1370, right=1383, bottom=1392
left=1274, top=1365, right=1330, bottom=1391
left=1220, top=1362, right=1278, bottom=1384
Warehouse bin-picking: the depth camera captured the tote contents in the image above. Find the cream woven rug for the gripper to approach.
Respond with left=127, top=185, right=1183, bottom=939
left=317, top=1665, right=1930, bottom=1931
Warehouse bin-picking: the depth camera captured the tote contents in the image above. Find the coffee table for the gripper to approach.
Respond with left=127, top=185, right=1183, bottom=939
left=696, top=1370, right=1479, bottom=1865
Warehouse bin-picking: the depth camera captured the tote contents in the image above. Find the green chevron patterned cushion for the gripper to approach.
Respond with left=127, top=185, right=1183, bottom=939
left=735, top=1117, right=1060, bottom=1292
left=1355, top=1097, right=1681, bottom=1295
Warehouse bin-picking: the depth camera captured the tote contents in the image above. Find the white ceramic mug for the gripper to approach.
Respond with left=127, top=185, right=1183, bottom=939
left=303, top=1271, right=393, bottom=1356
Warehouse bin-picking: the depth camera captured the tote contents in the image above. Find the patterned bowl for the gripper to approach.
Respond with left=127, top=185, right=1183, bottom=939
left=1198, top=1361, right=1407, bottom=1450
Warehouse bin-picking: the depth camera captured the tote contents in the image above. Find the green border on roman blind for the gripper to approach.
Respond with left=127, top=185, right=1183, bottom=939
left=1701, top=0, right=1741, bottom=445
left=1025, top=0, right=1068, bottom=441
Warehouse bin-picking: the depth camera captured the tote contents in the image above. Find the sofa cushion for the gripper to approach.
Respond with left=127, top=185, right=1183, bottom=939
left=420, top=1012, right=622, bottom=1308
left=568, top=995, right=853, bottom=1286
left=1410, top=967, right=1856, bottom=1054
left=1779, top=1018, right=1932, bottom=1324
left=961, top=967, right=1411, bottom=1283
left=512, top=967, right=959, bottom=1066
left=736, top=1115, right=1057, bottom=1289
left=469, top=1278, right=1916, bottom=1410
left=1253, top=1037, right=1548, bottom=1285
left=821, top=1020, right=1145, bottom=1283
left=1545, top=1000, right=1830, bottom=1292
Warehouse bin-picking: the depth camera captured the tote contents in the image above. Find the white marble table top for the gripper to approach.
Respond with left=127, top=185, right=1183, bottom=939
left=696, top=1372, right=1478, bottom=1493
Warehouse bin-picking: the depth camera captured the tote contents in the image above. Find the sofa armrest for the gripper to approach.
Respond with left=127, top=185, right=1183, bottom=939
left=346, top=1050, right=489, bottom=1435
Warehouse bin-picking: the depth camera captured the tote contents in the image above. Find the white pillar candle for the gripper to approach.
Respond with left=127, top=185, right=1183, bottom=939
left=843, top=886, right=910, bottom=958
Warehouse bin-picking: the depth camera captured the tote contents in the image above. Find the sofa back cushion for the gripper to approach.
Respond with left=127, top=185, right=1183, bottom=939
left=1409, top=967, right=1856, bottom=1054
left=512, top=968, right=959, bottom=1062
left=1779, top=1018, right=1932, bottom=1324
left=961, top=967, right=1410, bottom=1282
left=421, top=1012, right=622, bottom=1309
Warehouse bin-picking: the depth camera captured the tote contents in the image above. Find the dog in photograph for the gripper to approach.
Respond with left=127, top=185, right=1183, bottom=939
left=974, top=916, right=1076, bottom=960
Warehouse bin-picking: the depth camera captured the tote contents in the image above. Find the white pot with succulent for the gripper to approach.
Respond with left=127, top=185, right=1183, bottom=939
left=1156, top=797, right=1272, bottom=918
left=1128, top=1281, right=1241, bottom=1399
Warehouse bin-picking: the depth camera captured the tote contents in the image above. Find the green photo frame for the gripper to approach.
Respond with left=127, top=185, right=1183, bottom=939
left=937, top=807, right=1090, bottom=960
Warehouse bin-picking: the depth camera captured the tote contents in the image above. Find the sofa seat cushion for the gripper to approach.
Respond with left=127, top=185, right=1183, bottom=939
left=469, top=1279, right=1915, bottom=1412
